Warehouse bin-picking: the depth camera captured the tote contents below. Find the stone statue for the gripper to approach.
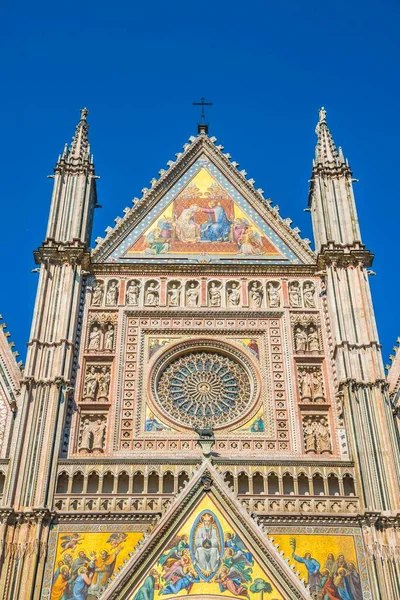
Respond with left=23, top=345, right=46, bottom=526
left=186, top=283, right=199, bottom=307
left=106, top=281, right=119, bottom=306
left=168, top=283, right=181, bottom=307
left=307, top=326, right=320, bottom=352
left=299, top=368, right=324, bottom=402
left=303, top=418, right=316, bottom=453
left=299, top=369, right=313, bottom=400
left=227, top=283, right=240, bottom=307
left=92, top=282, right=104, bottom=306
left=312, top=370, right=324, bottom=400
left=98, top=367, right=111, bottom=399
left=208, top=282, right=222, bottom=307
left=249, top=282, right=263, bottom=309
left=92, top=418, right=106, bottom=451
left=145, top=282, right=159, bottom=306
left=267, top=282, right=280, bottom=308
left=79, top=419, right=92, bottom=452
left=289, top=282, right=302, bottom=307
left=303, top=282, right=316, bottom=308
left=88, top=326, right=101, bottom=350
left=126, top=281, right=140, bottom=305
left=104, top=324, right=114, bottom=350
left=83, top=366, right=98, bottom=399
left=294, top=326, right=308, bottom=353
left=314, top=417, right=332, bottom=454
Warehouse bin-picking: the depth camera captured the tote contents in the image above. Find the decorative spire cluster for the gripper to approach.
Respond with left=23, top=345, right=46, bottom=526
left=58, top=108, right=92, bottom=165
left=314, top=107, right=346, bottom=169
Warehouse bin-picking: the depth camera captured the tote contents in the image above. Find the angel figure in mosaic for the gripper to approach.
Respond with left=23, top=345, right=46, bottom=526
left=60, top=533, right=84, bottom=553
left=214, top=566, right=249, bottom=596
left=160, top=567, right=199, bottom=595
left=159, top=534, right=190, bottom=567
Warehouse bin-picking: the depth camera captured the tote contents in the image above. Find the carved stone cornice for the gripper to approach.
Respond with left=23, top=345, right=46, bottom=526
left=34, top=240, right=91, bottom=267
left=90, top=262, right=319, bottom=277
left=316, top=244, right=374, bottom=269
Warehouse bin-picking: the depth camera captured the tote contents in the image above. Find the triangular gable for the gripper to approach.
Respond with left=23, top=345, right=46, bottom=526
left=92, top=136, right=315, bottom=265
left=101, top=462, right=310, bottom=600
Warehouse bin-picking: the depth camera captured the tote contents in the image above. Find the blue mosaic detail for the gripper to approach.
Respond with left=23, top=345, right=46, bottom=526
left=107, top=156, right=302, bottom=264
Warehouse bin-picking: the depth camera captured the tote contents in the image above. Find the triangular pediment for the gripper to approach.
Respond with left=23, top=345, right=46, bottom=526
left=100, top=462, right=310, bottom=600
left=92, top=136, right=315, bottom=265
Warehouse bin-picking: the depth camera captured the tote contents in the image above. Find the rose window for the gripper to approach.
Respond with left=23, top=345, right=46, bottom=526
left=154, top=349, right=254, bottom=429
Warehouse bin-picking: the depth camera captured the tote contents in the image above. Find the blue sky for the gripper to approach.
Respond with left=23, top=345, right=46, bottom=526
left=1, top=1, right=399, bottom=364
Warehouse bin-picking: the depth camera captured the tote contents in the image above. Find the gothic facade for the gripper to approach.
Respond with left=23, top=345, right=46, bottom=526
left=0, top=108, right=399, bottom=599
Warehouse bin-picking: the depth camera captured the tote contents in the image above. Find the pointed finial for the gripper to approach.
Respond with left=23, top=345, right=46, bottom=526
left=69, top=107, right=90, bottom=161
left=318, top=106, right=327, bottom=123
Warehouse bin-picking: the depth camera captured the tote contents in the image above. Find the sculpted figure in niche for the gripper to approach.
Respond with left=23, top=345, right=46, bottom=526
left=83, top=366, right=98, bottom=399
left=104, top=324, right=114, bottom=351
left=88, top=326, right=101, bottom=351
left=294, top=326, right=308, bottom=353
left=307, top=326, right=320, bottom=352
left=209, top=282, right=222, bottom=307
left=249, top=282, right=263, bottom=309
left=92, top=282, right=104, bottom=306
left=92, top=418, right=107, bottom=451
left=289, top=282, right=302, bottom=308
left=299, top=368, right=324, bottom=401
left=145, top=282, right=159, bottom=306
left=98, top=367, right=111, bottom=399
left=186, top=283, right=199, bottom=307
left=312, top=370, right=324, bottom=399
left=106, top=281, right=119, bottom=306
left=126, top=281, right=140, bottom=306
left=168, top=283, right=181, bottom=307
left=267, top=282, right=281, bottom=308
left=79, top=419, right=92, bottom=452
left=303, top=282, right=316, bottom=308
left=299, top=370, right=313, bottom=400
left=227, top=283, right=240, bottom=307
left=314, top=417, right=332, bottom=454
left=303, top=418, right=316, bottom=453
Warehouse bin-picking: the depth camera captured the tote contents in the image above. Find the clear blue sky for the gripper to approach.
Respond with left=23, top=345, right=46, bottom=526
left=1, top=1, right=399, bottom=364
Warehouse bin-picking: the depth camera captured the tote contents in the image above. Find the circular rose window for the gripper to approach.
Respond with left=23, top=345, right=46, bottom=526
left=150, top=342, right=258, bottom=430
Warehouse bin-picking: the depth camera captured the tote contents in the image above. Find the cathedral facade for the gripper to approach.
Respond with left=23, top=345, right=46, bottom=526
left=0, top=108, right=399, bottom=599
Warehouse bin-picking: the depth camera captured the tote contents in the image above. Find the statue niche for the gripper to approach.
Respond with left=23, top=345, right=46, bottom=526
left=302, top=415, right=332, bottom=455
left=186, top=281, right=200, bottom=307
left=78, top=414, right=107, bottom=454
left=82, top=365, right=111, bottom=402
left=126, top=279, right=141, bottom=306
left=226, top=281, right=241, bottom=308
left=208, top=281, right=222, bottom=307
left=298, top=366, right=325, bottom=402
left=167, top=281, right=182, bottom=307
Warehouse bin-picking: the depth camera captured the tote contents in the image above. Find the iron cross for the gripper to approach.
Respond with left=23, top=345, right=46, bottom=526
left=193, top=97, right=213, bottom=121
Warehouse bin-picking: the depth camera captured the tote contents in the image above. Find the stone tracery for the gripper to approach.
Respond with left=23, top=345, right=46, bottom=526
left=155, top=350, right=253, bottom=429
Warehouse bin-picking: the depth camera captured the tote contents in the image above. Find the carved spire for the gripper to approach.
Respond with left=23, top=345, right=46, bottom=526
left=314, top=107, right=346, bottom=168
left=68, top=107, right=90, bottom=162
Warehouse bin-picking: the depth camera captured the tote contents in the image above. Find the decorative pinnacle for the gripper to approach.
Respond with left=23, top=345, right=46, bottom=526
left=80, top=107, right=89, bottom=121
left=314, top=107, right=345, bottom=167
left=69, top=107, right=90, bottom=161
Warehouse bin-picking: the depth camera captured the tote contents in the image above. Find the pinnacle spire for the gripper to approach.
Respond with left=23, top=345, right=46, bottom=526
left=314, top=107, right=346, bottom=168
left=69, top=107, right=90, bottom=161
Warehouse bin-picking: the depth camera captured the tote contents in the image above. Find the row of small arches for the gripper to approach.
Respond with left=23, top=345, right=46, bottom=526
left=223, top=471, right=356, bottom=496
left=56, top=470, right=190, bottom=495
